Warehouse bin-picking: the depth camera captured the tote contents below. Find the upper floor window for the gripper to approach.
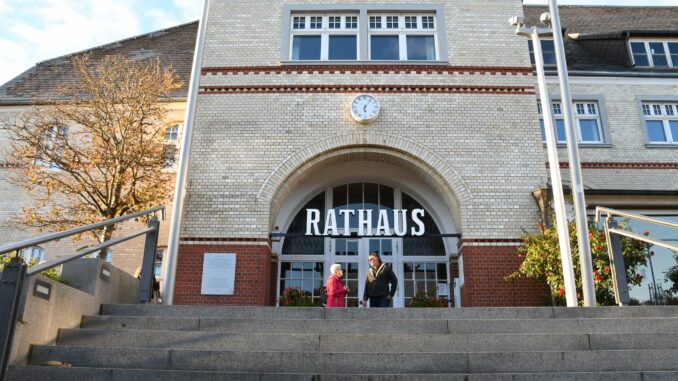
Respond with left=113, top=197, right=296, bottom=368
left=538, top=100, right=605, bottom=144
left=284, top=6, right=446, bottom=63
left=368, top=14, right=437, bottom=61
left=35, top=125, right=68, bottom=169
left=527, top=39, right=556, bottom=66
left=641, top=102, right=678, bottom=144
left=629, top=40, right=678, bottom=68
left=290, top=14, right=359, bottom=61
left=20, top=246, right=45, bottom=263
left=164, top=125, right=179, bottom=141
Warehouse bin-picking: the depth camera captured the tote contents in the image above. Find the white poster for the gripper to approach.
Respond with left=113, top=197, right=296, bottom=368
left=201, top=253, right=236, bottom=295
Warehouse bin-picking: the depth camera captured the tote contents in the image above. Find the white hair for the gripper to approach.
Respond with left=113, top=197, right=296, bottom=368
left=330, top=263, right=342, bottom=275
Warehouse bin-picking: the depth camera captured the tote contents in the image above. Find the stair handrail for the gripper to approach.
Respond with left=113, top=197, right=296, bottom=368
left=595, top=206, right=677, bottom=306
left=0, top=205, right=164, bottom=381
left=0, top=205, right=165, bottom=257
left=595, top=207, right=678, bottom=252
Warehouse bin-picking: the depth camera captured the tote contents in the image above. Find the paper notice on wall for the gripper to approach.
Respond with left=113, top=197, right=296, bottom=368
left=437, top=283, right=449, bottom=297
left=201, top=253, right=236, bottom=295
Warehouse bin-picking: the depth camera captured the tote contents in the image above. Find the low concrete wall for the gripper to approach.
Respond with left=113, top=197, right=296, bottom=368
left=9, top=258, right=138, bottom=365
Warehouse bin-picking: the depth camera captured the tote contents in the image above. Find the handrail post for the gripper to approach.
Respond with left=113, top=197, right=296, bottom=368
left=605, top=218, right=630, bottom=306
left=0, top=257, right=27, bottom=381
left=138, top=217, right=160, bottom=303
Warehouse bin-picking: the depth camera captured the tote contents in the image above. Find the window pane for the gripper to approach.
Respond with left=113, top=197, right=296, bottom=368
left=328, top=35, right=357, bottom=60
left=631, top=42, right=649, bottom=66
left=422, top=16, right=434, bottom=29
left=371, top=35, right=399, bottom=60
left=539, top=119, right=546, bottom=141
left=646, top=120, right=667, bottom=142
left=527, top=40, right=535, bottom=65
left=406, top=35, right=436, bottom=60
left=541, top=40, right=556, bottom=65
left=292, top=35, right=321, bottom=60
left=669, top=42, right=678, bottom=66
left=329, top=16, right=340, bottom=29
left=346, top=16, right=357, bottom=29
left=555, top=119, right=566, bottom=142
left=579, top=119, right=601, bottom=142
left=649, top=42, right=668, bottom=67
left=669, top=121, right=678, bottom=142
left=369, top=16, right=381, bottom=29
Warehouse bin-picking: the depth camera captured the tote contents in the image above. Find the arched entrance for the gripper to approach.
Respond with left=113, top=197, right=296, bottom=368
left=272, top=159, right=460, bottom=308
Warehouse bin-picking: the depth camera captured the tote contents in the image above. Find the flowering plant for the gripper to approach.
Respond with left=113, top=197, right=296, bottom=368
left=278, top=287, right=319, bottom=307
left=409, top=288, right=448, bottom=307
left=507, top=219, right=648, bottom=306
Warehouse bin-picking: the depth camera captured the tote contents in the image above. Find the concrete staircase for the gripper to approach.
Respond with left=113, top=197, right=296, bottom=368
left=6, top=305, right=678, bottom=380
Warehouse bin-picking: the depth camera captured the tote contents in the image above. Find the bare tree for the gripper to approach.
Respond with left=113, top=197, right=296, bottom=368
left=2, top=55, right=182, bottom=255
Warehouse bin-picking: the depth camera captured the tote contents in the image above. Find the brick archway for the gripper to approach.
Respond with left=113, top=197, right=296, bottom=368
left=255, top=131, right=472, bottom=233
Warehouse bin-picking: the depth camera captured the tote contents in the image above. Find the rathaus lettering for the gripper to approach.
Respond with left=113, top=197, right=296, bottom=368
left=305, top=208, right=426, bottom=237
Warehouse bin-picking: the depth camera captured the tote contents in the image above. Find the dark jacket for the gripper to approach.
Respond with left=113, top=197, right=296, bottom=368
left=363, top=263, right=397, bottom=300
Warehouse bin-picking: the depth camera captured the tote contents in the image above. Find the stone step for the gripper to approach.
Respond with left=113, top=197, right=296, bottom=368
left=7, top=366, right=678, bottom=381
left=100, top=304, right=678, bottom=320
left=57, top=329, right=623, bottom=352
left=28, top=346, right=678, bottom=374
left=82, top=315, right=678, bottom=334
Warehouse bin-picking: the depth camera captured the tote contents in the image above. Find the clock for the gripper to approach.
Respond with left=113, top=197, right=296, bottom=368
left=350, top=94, right=380, bottom=123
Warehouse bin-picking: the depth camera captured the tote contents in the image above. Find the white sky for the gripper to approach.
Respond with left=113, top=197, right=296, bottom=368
left=1, top=0, right=677, bottom=85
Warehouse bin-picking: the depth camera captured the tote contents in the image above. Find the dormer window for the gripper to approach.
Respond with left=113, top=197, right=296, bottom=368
left=629, top=40, right=678, bottom=68
left=527, top=39, right=556, bottom=66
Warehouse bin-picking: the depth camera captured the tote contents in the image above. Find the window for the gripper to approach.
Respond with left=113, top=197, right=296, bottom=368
left=629, top=40, right=678, bottom=68
left=403, top=262, right=448, bottom=307
left=538, top=101, right=605, bottom=144
left=369, top=14, right=437, bottom=61
left=290, top=14, right=359, bottom=61
left=35, top=126, right=68, bottom=169
left=279, top=261, right=325, bottom=305
left=154, top=248, right=164, bottom=277
left=105, top=249, right=113, bottom=263
left=164, top=125, right=179, bottom=141
left=641, top=102, right=678, bottom=144
left=527, top=39, right=556, bottom=66
left=20, top=246, right=45, bottom=263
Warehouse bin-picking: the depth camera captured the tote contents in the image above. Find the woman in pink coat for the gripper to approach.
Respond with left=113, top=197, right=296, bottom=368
left=326, top=263, right=349, bottom=308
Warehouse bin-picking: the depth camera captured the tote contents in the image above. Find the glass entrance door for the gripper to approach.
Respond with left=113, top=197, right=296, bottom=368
left=331, top=237, right=402, bottom=307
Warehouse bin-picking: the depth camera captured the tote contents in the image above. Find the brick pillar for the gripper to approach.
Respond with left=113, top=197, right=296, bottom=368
left=459, top=240, right=550, bottom=307
left=173, top=241, right=271, bottom=305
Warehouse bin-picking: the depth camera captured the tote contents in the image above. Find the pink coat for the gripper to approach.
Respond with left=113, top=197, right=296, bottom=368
left=326, top=274, right=347, bottom=308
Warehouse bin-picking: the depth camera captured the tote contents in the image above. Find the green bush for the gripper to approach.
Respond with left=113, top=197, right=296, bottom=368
left=508, top=220, right=648, bottom=306
left=409, top=288, right=448, bottom=307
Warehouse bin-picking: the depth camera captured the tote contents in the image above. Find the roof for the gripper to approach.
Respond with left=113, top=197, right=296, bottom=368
left=0, top=21, right=198, bottom=106
left=523, top=5, right=678, bottom=74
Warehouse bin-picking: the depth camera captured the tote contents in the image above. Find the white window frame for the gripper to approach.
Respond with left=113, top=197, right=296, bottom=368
left=282, top=5, right=448, bottom=63
left=538, top=100, right=606, bottom=145
left=640, top=101, right=678, bottom=144
left=368, top=14, right=438, bottom=61
left=289, top=14, right=360, bottom=61
left=628, top=39, right=678, bottom=68
left=35, top=125, right=68, bottom=169
left=164, top=124, right=179, bottom=142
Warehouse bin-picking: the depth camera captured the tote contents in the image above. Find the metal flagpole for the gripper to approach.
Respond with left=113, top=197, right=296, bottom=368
left=530, top=27, right=578, bottom=307
left=513, top=15, right=578, bottom=307
left=548, top=0, right=596, bottom=306
left=162, top=0, right=210, bottom=305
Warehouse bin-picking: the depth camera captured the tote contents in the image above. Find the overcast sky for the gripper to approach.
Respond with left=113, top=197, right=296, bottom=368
left=1, top=0, right=677, bottom=85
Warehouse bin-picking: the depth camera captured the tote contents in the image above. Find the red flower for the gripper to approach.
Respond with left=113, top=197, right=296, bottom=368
left=603, top=267, right=610, bottom=274
left=593, top=270, right=599, bottom=275
left=557, top=288, right=565, bottom=296
left=594, top=276, right=602, bottom=282
left=595, top=245, right=602, bottom=251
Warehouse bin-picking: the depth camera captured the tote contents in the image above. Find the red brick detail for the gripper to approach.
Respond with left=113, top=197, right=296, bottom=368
left=269, top=256, right=279, bottom=306
left=548, top=162, right=678, bottom=170
left=199, top=84, right=535, bottom=95
left=201, top=65, right=533, bottom=76
left=460, top=245, right=550, bottom=307
left=180, top=237, right=269, bottom=243
left=173, top=244, right=272, bottom=305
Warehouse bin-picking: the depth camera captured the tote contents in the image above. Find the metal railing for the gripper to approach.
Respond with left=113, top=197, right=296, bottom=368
left=595, top=207, right=678, bottom=306
left=0, top=206, right=164, bottom=381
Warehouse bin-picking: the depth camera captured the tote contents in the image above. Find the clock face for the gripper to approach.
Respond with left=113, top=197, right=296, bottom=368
left=350, top=94, right=380, bottom=123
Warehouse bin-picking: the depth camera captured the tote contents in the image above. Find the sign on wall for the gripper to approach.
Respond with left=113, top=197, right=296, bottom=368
left=201, top=253, right=236, bottom=295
